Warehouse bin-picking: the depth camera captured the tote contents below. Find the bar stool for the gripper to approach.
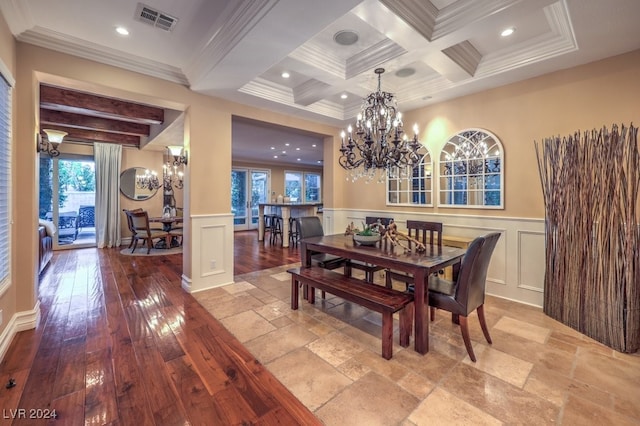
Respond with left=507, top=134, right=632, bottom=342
left=263, top=214, right=273, bottom=244
left=270, top=216, right=283, bottom=246
left=288, top=217, right=299, bottom=247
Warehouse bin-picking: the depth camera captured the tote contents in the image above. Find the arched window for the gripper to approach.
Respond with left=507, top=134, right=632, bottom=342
left=387, top=145, right=433, bottom=207
left=438, top=129, right=503, bottom=208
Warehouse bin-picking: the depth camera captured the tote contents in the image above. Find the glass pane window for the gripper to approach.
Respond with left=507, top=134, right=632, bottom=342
left=304, top=172, right=321, bottom=202
left=438, top=129, right=504, bottom=209
left=284, top=171, right=302, bottom=202
left=387, top=146, right=433, bottom=207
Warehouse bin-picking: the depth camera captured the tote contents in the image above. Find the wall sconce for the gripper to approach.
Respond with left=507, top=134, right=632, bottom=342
left=38, top=129, right=68, bottom=157
left=167, top=145, right=188, bottom=166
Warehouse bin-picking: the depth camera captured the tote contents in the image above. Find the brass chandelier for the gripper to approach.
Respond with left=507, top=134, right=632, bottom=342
left=339, top=68, right=422, bottom=182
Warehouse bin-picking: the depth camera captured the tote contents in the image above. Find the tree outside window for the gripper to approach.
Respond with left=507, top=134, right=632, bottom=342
left=304, top=172, right=321, bottom=202
left=285, top=171, right=322, bottom=203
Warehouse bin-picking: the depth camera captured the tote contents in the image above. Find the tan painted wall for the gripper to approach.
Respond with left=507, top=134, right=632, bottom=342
left=340, top=49, right=640, bottom=218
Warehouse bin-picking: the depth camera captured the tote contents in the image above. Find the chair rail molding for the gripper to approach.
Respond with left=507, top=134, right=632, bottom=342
left=327, top=208, right=545, bottom=307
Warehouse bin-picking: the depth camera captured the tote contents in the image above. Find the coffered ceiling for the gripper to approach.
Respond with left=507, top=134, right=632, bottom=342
left=3, top=0, right=640, bottom=165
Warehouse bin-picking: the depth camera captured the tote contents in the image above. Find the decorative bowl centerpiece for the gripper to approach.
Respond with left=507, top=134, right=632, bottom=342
left=353, top=233, right=381, bottom=246
left=351, top=222, right=381, bottom=246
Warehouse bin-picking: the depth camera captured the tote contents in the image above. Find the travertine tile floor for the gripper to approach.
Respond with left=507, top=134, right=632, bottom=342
left=194, top=265, right=640, bottom=425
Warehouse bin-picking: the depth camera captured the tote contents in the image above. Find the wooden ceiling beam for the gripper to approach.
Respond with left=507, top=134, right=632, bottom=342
left=40, top=85, right=164, bottom=124
left=41, top=126, right=141, bottom=146
left=40, top=109, right=150, bottom=136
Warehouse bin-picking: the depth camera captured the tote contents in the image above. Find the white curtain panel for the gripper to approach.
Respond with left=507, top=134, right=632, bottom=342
left=94, top=143, right=122, bottom=248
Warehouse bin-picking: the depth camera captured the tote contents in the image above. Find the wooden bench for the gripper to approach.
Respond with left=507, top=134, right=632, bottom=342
left=287, top=267, right=414, bottom=360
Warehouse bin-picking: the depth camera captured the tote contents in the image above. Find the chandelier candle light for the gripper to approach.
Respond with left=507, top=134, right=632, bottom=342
left=339, top=68, right=422, bottom=182
left=136, top=169, right=160, bottom=190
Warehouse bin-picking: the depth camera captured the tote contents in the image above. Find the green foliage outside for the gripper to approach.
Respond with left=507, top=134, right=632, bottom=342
left=38, top=158, right=95, bottom=219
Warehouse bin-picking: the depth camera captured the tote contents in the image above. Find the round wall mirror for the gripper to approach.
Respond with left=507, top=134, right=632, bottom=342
left=120, top=167, right=159, bottom=201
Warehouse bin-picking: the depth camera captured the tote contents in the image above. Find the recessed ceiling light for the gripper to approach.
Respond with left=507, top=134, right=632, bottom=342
left=333, top=30, right=359, bottom=46
left=285, top=143, right=290, bottom=146
left=395, top=67, right=415, bottom=78
left=316, top=160, right=322, bottom=164
left=341, top=93, right=348, bottom=99
left=312, top=144, right=317, bottom=147
left=282, top=150, right=286, bottom=154
left=116, top=26, right=129, bottom=36
left=281, top=71, right=290, bottom=78
left=297, top=158, right=301, bottom=161
left=501, top=27, right=515, bottom=37
left=273, top=155, right=278, bottom=158
left=270, top=146, right=275, bottom=150
left=296, top=147, right=300, bottom=151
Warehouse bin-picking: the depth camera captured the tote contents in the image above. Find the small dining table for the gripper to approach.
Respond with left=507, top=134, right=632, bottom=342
left=300, top=234, right=467, bottom=355
left=149, top=216, right=183, bottom=248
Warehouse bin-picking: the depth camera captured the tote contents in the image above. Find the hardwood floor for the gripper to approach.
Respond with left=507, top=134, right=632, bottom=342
left=233, top=230, right=300, bottom=275
left=0, top=230, right=318, bottom=425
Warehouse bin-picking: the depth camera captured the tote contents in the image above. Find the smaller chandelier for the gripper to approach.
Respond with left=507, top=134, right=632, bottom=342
left=136, top=169, right=160, bottom=190
left=339, top=68, right=422, bottom=182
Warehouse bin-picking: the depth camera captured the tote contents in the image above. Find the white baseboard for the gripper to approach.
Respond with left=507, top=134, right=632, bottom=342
left=0, top=302, right=40, bottom=362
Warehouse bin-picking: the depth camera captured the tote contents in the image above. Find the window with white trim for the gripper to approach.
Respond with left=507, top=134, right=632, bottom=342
left=0, top=69, right=13, bottom=290
left=285, top=171, right=322, bottom=203
left=386, top=146, right=433, bottom=206
left=438, top=129, right=503, bottom=208
left=304, top=172, right=321, bottom=202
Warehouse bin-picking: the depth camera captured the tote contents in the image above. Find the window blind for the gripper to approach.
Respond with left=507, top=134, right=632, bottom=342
left=0, top=73, right=11, bottom=284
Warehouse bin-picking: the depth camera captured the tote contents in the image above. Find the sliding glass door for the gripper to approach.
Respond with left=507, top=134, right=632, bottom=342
left=39, top=154, right=96, bottom=249
left=231, top=168, right=270, bottom=231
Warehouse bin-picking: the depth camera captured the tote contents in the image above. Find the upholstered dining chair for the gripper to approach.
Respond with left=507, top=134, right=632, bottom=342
left=297, top=216, right=351, bottom=299
left=427, top=232, right=501, bottom=362
left=125, top=209, right=169, bottom=254
left=385, top=220, right=443, bottom=288
left=297, top=216, right=348, bottom=271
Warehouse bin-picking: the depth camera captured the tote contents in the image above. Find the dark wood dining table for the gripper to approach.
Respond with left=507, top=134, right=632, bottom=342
left=149, top=216, right=183, bottom=248
left=300, top=234, right=467, bottom=355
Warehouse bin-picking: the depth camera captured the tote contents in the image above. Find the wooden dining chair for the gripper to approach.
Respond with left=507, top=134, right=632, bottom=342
left=126, top=209, right=169, bottom=254
left=427, top=232, right=501, bottom=362
left=346, top=216, right=396, bottom=283
left=385, top=220, right=443, bottom=288
left=123, top=208, right=143, bottom=248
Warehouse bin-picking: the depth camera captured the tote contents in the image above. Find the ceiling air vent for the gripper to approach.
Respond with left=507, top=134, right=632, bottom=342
left=135, top=3, right=178, bottom=32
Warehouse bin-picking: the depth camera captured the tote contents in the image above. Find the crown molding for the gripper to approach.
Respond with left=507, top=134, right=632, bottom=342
left=289, top=42, right=345, bottom=80
left=240, top=78, right=346, bottom=120
left=17, top=28, right=189, bottom=86
left=378, top=0, right=438, bottom=41
left=345, top=39, right=406, bottom=80
left=184, top=0, right=278, bottom=85
left=476, top=2, right=577, bottom=77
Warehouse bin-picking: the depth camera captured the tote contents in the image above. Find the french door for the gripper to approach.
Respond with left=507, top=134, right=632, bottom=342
left=39, top=154, right=96, bottom=249
left=231, top=168, right=270, bottom=231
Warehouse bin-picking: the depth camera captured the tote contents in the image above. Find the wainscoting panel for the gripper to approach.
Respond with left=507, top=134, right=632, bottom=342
left=326, top=209, right=545, bottom=307
left=189, top=213, right=234, bottom=293
left=517, top=230, right=546, bottom=293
